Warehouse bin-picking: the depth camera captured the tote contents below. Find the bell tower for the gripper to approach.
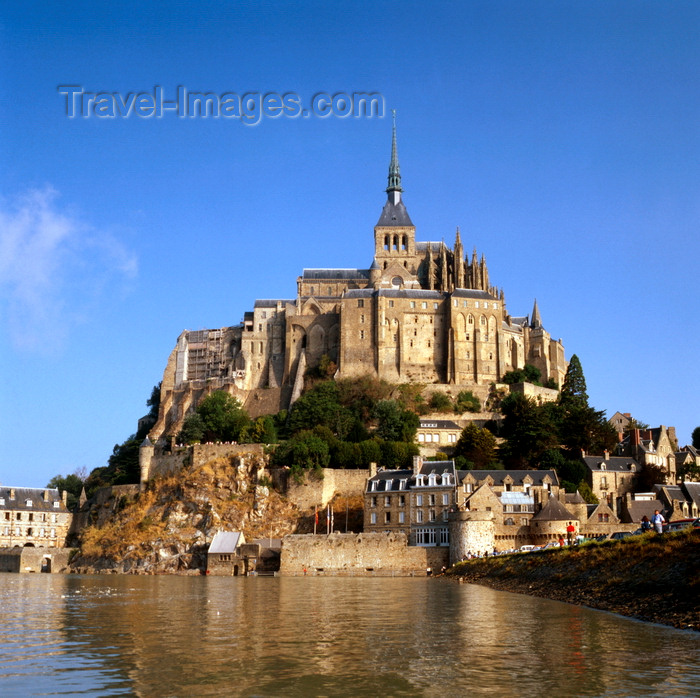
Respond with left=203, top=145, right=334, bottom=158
left=373, top=111, right=416, bottom=266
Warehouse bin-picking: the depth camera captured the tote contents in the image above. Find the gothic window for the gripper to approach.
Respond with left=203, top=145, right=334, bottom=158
left=384, top=235, right=389, bottom=250
left=468, top=315, right=474, bottom=324
left=393, top=235, right=398, bottom=250
left=401, top=235, right=407, bottom=250
left=480, top=315, right=486, bottom=325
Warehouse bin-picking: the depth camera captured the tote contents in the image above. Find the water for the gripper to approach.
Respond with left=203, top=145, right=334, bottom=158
left=0, top=575, right=698, bottom=697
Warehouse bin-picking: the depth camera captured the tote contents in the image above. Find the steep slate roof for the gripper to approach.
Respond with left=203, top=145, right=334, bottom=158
left=367, top=469, right=413, bottom=492
left=451, top=289, right=497, bottom=300
left=683, top=482, right=700, bottom=509
left=419, top=419, right=461, bottom=430
left=458, top=469, right=559, bottom=487
left=254, top=299, right=295, bottom=308
left=302, top=269, right=370, bottom=281
left=209, top=531, right=244, bottom=554
left=565, top=491, right=586, bottom=504
left=0, top=487, right=67, bottom=513
left=627, top=500, right=664, bottom=523
left=531, top=496, right=574, bottom=522
left=583, top=455, right=640, bottom=473
left=376, top=198, right=413, bottom=226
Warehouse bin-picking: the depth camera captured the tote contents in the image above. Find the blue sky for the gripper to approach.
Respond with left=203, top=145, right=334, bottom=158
left=1, top=2, right=698, bottom=488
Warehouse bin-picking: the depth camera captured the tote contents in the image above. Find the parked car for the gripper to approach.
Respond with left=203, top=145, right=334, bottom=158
left=610, top=531, right=633, bottom=540
left=518, top=545, right=537, bottom=553
left=664, top=518, right=696, bottom=533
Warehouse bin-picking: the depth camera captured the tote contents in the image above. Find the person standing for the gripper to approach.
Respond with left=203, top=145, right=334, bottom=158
left=641, top=515, right=652, bottom=532
left=652, top=510, right=665, bottom=534
left=566, top=522, right=576, bottom=545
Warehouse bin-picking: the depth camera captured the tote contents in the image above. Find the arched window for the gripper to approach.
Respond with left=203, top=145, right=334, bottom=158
left=401, top=235, right=407, bottom=250
left=384, top=235, right=389, bottom=250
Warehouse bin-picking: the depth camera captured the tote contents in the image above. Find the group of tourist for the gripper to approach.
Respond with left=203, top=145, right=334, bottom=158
left=641, top=510, right=666, bottom=533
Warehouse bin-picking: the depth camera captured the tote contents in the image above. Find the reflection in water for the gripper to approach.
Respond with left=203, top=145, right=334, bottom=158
left=0, top=574, right=698, bottom=696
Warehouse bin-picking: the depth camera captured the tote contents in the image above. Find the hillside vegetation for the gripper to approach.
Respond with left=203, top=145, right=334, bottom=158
left=447, top=529, right=700, bottom=631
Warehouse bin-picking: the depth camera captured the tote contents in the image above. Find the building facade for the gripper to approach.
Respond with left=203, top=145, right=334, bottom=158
left=0, top=487, right=72, bottom=548
left=149, top=122, right=568, bottom=444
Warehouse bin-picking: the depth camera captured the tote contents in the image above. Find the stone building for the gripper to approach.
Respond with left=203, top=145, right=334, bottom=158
left=616, top=426, right=678, bottom=483
left=582, top=452, right=641, bottom=514
left=363, top=457, right=562, bottom=550
left=0, top=487, right=72, bottom=548
left=148, top=120, right=568, bottom=444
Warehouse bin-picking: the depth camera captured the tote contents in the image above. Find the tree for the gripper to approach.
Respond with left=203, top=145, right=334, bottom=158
left=501, top=364, right=541, bottom=386
left=372, top=400, right=419, bottom=442
left=539, top=449, right=588, bottom=493
left=271, top=430, right=330, bottom=478
left=244, top=415, right=278, bottom=444
left=559, top=354, right=588, bottom=409
left=428, top=391, right=453, bottom=413
left=693, top=426, right=700, bottom=450
left=197, top=391, right=250, bottom=442
left=499, top=393, right=558, bottom=468
left=47, top=469, right=87, bottom=511
left=179, top=412, right=204, bottom=444
left=288, top=381, right=353, bottom=437
left=453, top=424, right=497, bottom=469
left=454, top=390, right=481, bottom=414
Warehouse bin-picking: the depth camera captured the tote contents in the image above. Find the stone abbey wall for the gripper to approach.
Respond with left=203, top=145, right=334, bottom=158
left=280, top=532, right=448, bottom=576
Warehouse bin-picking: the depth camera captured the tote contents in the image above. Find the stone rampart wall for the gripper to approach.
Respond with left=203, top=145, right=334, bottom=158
left=277, top=468, right=369, bottom=511
left=280, top=532, right=448, bottom=576
left=0, top=547, right=74, bottom=573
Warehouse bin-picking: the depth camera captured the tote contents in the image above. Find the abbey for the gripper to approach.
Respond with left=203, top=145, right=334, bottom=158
left=150, top=119, right=567, bottom=443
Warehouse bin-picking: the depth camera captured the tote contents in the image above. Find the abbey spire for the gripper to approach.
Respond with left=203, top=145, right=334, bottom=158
left=387, top=110, right=402, bottom=203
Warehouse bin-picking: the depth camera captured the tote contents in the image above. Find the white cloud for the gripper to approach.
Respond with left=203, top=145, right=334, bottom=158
left=0, top=187, right=138, bottom=352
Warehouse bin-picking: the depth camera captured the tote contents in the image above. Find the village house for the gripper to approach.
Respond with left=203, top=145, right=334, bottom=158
left=582, top=452, right=641, bottom=515
left=206, top=531, right=261, bottom=576
left=416, top=419, right=461, bottom=456
left=0, top=487, right=72, bottom=549
left=616, top=426, right=678, bottom=483
left=364, top=457, right=565, bottom=550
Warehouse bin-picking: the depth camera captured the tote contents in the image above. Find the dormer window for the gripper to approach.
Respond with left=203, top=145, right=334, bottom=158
left=399, top=479, right=407, bottom=490
left=370, top=481, right=376, bottom=492
left=0, top=498, right=4, bottom=506
left=600, top=463, right=606, bottom=471
left=385, top=479, right=393, bottom=491
left=428, top=475, right=436, bottom=486
left=25, top=499, right=33, bottom=507
left=53, top=501, right=60, bottom=508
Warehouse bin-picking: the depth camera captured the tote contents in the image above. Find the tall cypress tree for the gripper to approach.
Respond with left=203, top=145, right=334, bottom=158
left=559, top=354, right=588, bottom=409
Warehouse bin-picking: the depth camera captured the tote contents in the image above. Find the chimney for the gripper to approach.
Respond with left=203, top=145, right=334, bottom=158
left=369, top=462, right=377, bottom=478
left=43, top=489, right=49, bottom=502
left=9, top=488, right=15, bottom=499
left=603, top=450, right=609, bottom=461
left=632, top=429, right=640, bottom=446
left=580, top=448, right=586, bottom=458
left=61, top=490, right=68, bottom=507
left=412, top=455, right=423, bottom=476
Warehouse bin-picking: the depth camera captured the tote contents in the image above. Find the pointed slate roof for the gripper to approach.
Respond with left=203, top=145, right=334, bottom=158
left=531, top=495, right=574, bottom=522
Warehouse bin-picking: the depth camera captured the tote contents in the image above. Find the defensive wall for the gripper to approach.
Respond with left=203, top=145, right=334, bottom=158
left=0, top=547, right=75, bottom=573
left=140, top=441, right=369, bottom=511
left=270, top=467, right=369, bottom=510
left=280, top=532, right=448, bottom=576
